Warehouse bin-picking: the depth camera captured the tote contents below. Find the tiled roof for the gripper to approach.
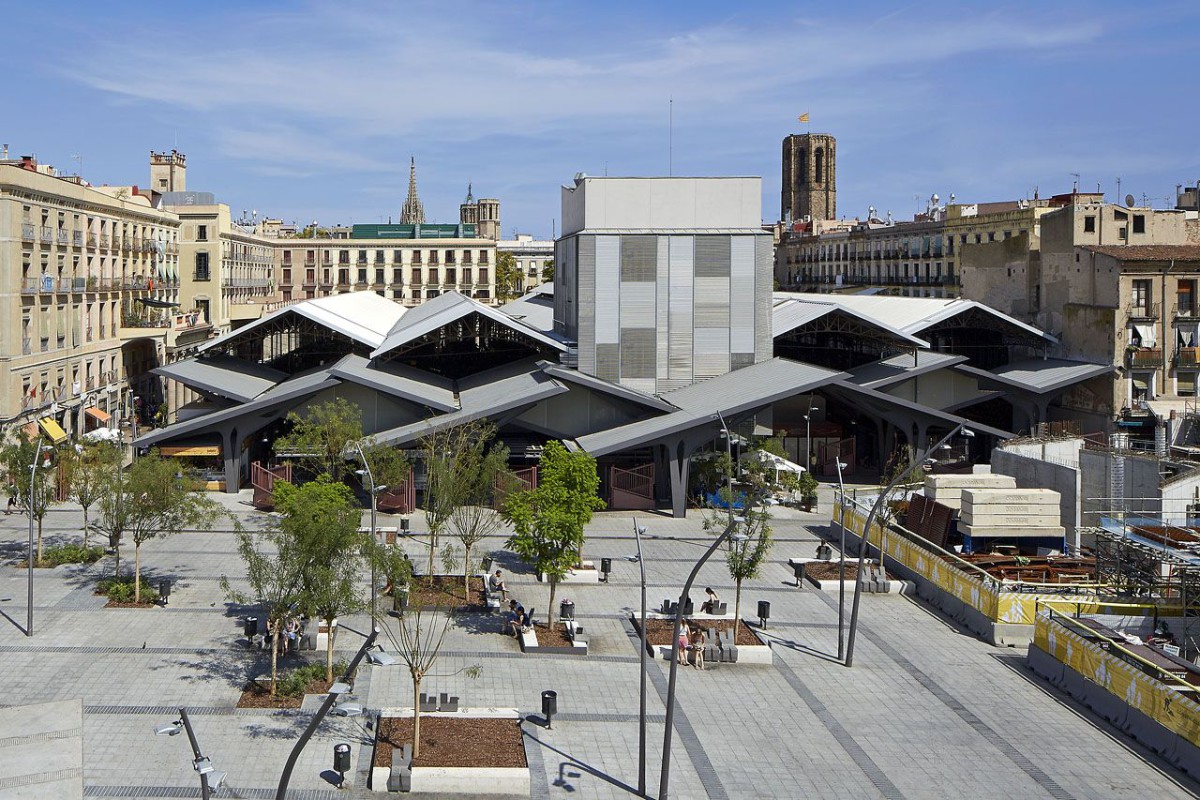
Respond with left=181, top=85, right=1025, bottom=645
left=1084, top=245, right=1200, bottom=261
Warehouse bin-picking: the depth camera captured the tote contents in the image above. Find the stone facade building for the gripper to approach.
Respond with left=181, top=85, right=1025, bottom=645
left=781, top=132, right=836, bottom=223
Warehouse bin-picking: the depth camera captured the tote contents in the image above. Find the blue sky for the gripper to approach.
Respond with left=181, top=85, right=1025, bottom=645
left=4, top=1, right=1199, bottom=237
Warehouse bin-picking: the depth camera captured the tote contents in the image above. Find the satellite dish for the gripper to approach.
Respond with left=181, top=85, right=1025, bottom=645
left=1125, top=194, right=1136, bottom=207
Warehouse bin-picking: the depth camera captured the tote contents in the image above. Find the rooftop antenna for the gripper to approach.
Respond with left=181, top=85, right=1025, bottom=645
left=669, top=95, right=674, bottom=177
left=1116, top=177, right=1122, bottom=201
left=1070, top=173, right=1080, bottom=193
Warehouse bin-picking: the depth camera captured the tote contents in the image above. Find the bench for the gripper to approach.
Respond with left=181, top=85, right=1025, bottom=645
left=418, top=692, right=459, bottom=712
left=388, top=744, right=413, bottom=792
left=483, top=580, right=504, bottom=611
left=660, top=598, right=695, bottom=616
left=564, top=619, right=588, bottom=645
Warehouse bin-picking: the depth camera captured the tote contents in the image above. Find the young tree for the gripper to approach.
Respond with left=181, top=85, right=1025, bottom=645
left=94, top=453, right=220, bottom=603
left=2, top=431, right=61, bottom=565
left=502, top=441, right=604, bottom=623
left=419, top=420, right=500, bottom=579
left=275, top=477, right=368, bottom=683
left=274, top=398, right=364, bottom=481
left=63, top=441, right=121, bottom=548
left=448, top=439, right=511, bottom=598
left=703, top=442, right=774, bottom=639
left=540, top=258, right=554, bottom=284
left=874, top=448, right=913, bottom=580
left=382, top=606, right=459, bottom=761
left=495, top=251, right=523, bottom=302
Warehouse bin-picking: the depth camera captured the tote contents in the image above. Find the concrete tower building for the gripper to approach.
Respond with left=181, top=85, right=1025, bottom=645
left=781, top=133, right=836, bottom=222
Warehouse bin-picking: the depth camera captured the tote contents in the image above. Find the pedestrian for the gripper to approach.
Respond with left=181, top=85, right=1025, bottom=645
left=677, top=622, right=691, bottom=666
left=5, top=491, right=17, bottom=515
left=690, top=627, right=707, bottom=670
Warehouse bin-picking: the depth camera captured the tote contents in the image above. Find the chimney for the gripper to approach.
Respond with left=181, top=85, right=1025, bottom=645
left=20, top=155, right=37, bottom=171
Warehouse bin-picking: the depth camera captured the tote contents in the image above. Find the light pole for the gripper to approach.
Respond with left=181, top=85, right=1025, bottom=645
left=843, top=424, right=972, bottom=667
left=833, top=457, right=848, bottom=660
left=659, top=516, right=746, bottom=800
left=27, top=442, right=53, bottom=637
left=276, top=624, right=388, bottom=799
left=354, top=443, right=386, bottom=620
left=803, top=394, right=814, bottom=473
left=627, top=519, right=649, bottom=797
left=154, top=707, right=224, bottom=798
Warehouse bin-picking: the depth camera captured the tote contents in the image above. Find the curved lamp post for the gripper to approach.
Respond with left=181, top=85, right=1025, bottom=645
left=832, top=457, right=848, bottom=660
left=843, top=424, right=972, bottom=667
left=353, top=442, right=386, bottom=621
left=27, top=443, right=54, bottom=637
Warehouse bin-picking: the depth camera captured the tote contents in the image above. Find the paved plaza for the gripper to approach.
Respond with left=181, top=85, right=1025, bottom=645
left=1, top=487, right=1198, bottom=799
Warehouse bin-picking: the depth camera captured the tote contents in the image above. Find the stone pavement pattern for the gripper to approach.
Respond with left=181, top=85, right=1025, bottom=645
left=0, top=490, right=1197, bottom=799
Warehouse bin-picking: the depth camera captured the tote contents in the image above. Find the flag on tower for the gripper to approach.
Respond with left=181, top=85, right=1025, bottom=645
left=797, top=113, right=810, bottom=124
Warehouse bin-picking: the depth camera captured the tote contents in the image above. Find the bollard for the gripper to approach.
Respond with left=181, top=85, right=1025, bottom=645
left=541, top=690, right=558, bottom=729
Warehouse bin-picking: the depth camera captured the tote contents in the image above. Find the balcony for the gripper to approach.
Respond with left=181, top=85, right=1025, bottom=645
left=99, top=234, right=110, bottom=249
left=1127, top=302, right=1160, bottom=323
left=1127, top=348, right=1163, bottom=368
left=21, top=337, right=31, bottom=355
left=39, top=226, right=53, bottom=244
left=1177, top=347, right=1200, bottom=367
left=1176, top=303, right=1197, bottom=320
left=21, top=223, right=35, bottom=241
left=56, top=228, right=69, bottom=245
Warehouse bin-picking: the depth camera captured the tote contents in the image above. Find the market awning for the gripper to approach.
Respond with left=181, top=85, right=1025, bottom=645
left=38, top=417, right=68, bottom=444
left=137, top=298, right=181, bottom=309
left=84, top=407, right=111, bottom=424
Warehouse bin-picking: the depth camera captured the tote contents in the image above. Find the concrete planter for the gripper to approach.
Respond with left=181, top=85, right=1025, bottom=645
left=370, top=708, right=530, bottom=794
left=539, top=560, right=599, bottom=583
left=519, top=625, right=588, bottom=655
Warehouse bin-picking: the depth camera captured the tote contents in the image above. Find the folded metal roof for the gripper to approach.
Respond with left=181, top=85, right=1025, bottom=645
left=539, top=362, right=677, bottom=412
left=372, top=290, right=566, bottom=358
left=200, top=291, right=406, bottom=353
left=955, top=358, right=1114, bottom=395
left=328, top=354, right=457, bottom=412
left=153, top=354, right=287, bottom=402
left=846, top=351, right=967, bottom=390
left=824, top=379, right=1013, bottom=440
left=771, top=296, right=929, bottom=347
left=500, top=289, right=557, bottom=334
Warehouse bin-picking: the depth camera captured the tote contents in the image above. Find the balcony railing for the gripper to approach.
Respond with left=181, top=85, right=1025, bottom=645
left=56, top=228, right=69, bottom=245
left=99, top=234, right=110, bottom=248
left=73, top=230, right=84, bottom=246
left=1176, top=347, right=1200, bottom=367
left=39, top=226, right=53, bottom=244
left=21, top=223, right=35, bottom=241
left=21, top=337, right=31, bottom=355
left=1128, top=302, right=1160, bottom=322
left=1127, top=348, right=1163, bottom=368
left=1176, top=303, right=1197, bottom=319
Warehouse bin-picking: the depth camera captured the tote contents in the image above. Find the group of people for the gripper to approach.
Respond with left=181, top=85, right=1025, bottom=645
left=489, top=570, right=535, bottom=637
left=264, top=616, right=303, bottom=653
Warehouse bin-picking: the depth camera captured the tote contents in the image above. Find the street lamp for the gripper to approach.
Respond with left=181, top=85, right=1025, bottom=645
left=803, top=394, right=815, bottom=473
left=154, top=708, right=224, bottom=799
left=276, top=624, right=392, bottom=799
left=354, top=442, right=386, bottom=620
left=843, top=425, right=973, bottom=667
left=833, top=458, right=849, bottom=660
left=659, top=517, right=747, bottom=800
left=626, top=519, right=649, bottom=797
left=27, top=442, right=54, bottom=638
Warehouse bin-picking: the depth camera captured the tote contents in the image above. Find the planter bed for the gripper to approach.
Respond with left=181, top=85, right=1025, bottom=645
left=630, top=615, right=771, bottom=665
left=519, top=621, right=588, bottom=655
left=371, top=711, right=529, bottom=795
left=790, top=557, right=907, bottom=594
left=236, top=676, right=334, bottom=709
left=405, top=575, right=488, bottom=611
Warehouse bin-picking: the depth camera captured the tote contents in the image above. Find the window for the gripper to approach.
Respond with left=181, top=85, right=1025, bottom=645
left=1132, top=279, right=1152, bottom=315
left=338, top=269, right=349, bottom=286
left=446, top=268, right=456, bottom=285
left=987, top=232, right=995, bottom=242
left=393, top=269, right=403, bottom=285
left=339, top=250, right=350, bottom=265
left=357, top=269, right=367, bottom=284
left=195, top=252, right=210, bottom=280
left=1084, top=215, right=1096, bottom=233
left=197, top=225, right=208, bottom=241
left=412, top=268, right=422, bottom=285
left=1179, top=279, right=1195, bottom=316
left=974, top=234, right=982, bottom=244
left=479, top=267, right=489, bottom=283
left=428, top=268, right=439, bottom=285
left=1119, top=226, right=1128, bottom=240
left=463, top=268, right=472, bottom=284
left=196, top=299, right=210, bottom=323
left=1133, top=215, right=1145, bottom=234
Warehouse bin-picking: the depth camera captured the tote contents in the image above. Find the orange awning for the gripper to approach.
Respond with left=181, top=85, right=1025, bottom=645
left=85, top=407, right=111, bottom=424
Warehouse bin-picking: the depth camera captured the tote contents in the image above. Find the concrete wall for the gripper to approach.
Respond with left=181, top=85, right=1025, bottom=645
left=959, top=231, right=1040, bottom=321
left=1079, top=448, right=1164, bottom=526
left=991, top=440, right=1082, bottom=549
left=560, top=176, right=763, bottom=235
left=884, top=369, right=991, bottom=411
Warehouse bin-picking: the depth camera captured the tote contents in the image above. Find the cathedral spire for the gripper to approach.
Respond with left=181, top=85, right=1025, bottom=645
left=400, top=156, right=425, bottom=225
left=464, top=181, right=475, bottom=205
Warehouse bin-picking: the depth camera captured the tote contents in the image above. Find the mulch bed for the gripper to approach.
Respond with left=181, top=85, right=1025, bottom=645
left=631, top=616, right=760, bottom=647
left=374, top=715, right=527, bottom=769
left=531, top=621, right=573, bottom=648
left=804, top=561, right=895, bottom=582
left=405, top=575, right=487, bottom=610
left=236, top=675, right=334, bottom=709
left=105, top=599, right=159, bottom=608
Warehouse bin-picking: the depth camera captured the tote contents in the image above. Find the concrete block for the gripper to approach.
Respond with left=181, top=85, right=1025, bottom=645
left=926, top=474, right=1016, bottom=492
left=960, top=513, right=1061, bottom=527
left=959, top=523, right=1066, bottom=539
left=960, top=488, right=1060, bottom=506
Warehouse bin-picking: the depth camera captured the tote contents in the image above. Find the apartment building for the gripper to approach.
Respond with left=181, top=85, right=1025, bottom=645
left=0, top=156, right=181, bottom=439
left=274, top=223, right=497, bottom=306
left=498, top=233, right=553, bottom=293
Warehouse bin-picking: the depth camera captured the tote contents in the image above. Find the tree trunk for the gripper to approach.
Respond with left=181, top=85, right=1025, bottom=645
left=270, top=626, right=280, bottom=696
left=412, top=674, right=423, bottom=760
left=325, top=617, right=336, bottom=683
left=82, top=507, right=89, bottom=548
left=134, top=542, right=142, bottom=603
left=548, top=578, right=558, bottom=625
left=113, top=542, right=121, bottom=578
left=463, top=543, right=473, bottom=602
left=36, top=516, right=44, bottom=565
left=426, top=528, right=437, bottom=582
left=733, top=578, right=742, bottom=641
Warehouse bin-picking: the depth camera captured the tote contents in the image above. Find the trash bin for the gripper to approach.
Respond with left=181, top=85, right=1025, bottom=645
left=792, top=562, right=806, bottom=586
left=600, top=557, right=612, bottom=577
left=816, top=541, right=833, bottom=561
left=757, top=600, right=771, bottom=626
left=333, top=743, right=352, bottom=774
left=158, top=579, right=171, bottom=605
left=560, top=599, right=575, bottom=621
left=244, top=617, right=259, bottom=638
left=541, top=690, right=558, bottom=728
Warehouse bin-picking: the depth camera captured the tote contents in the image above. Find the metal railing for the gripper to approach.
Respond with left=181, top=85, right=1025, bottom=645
left=21, top=223, right=35, bottom=241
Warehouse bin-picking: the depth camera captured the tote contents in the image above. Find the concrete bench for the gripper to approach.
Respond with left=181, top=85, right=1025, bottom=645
left=388, top=744, right=413, bottom=792
left=564, top=619, right=588, bottom=645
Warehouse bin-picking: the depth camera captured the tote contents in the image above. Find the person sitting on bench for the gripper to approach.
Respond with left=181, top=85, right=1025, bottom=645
left=489, top=570, right=508, bottom=601
left=503, top=601, right=520, bottom=636
left=520, top=607, right=534, bottom=633
left=700, top=587, right=720, bottom=614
